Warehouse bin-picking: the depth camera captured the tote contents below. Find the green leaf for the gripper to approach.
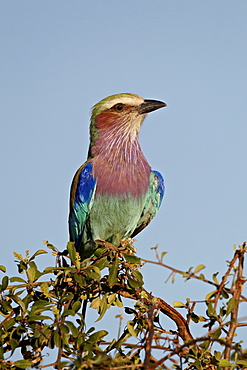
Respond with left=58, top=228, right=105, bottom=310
left=173, top=301, right=186, bottom=308
left=107, top=293, right=116, bottom=305
left=88, top=330, right=108, bottom=344
left=194, top=264, right=206, bottom=274
left=125, top=307, right=136, bottom=315
left=91, top=296, right=101, bottom=309
left=61, top=293, right=74, bottom=303
left=14, top=360, right=32, bottom=368
left=214, top=350, right=221, bottom=360
left=108, top=257, right=119, bottom=287
left=9, top=276, right=26, bottom=283
left=10, top=338, right=18, bottom=352
left=94, top=256, right=109, bottom=271
left=3, top=318, right=15, bottom=331
left=29, top=249, right=48, bottom=261
left=211, top=327, right=221, bottom=339
left=131, top=270, right=144, bottom=283
left=206, top=302, right=217, bottom=318
left=40, top=282, right=50, bottom=294
left=74, top=273, right=86, bottom=287
left=87, top=326, right=95, bottom=334
left=92, top=265, right=101, bottom=275
left=95, top=295, right=108, bottom=322
left=199, top=341, right=210, bottom=351
left=65, top=320, right=79, bottom=337
left=1, top=276, right=9, bottom=291
left=194, top=360, right=201, bottom=369
left=127, top=277, right=143, bottom=288
left=226, top=297, right=238, bottom=317
left=123, top=253, right=141, bottom=264
left=236, top=360, right=247, bottom=366
left=212, top=272, right=219, bottom=284
left=218, top=359, right=232, bottom=367
left=30, top=300, right=51, bottom=314
left=58, top=362, right=70, bottom=368
left=94, top=247, right=107, bottom=257
left=43, top=266, right=59, bottom=273
left=67, top=242, right=76, bottom=264
left=91, top=353, right=109, bottom=365
left=18, top=260, right=27, bottom=273
left=221, top=289, right=229, bottom=299
left=115, top=297, right=123, bottom=307
left=60, top=323, right=70, bottom=334
left=62, top=309, right=75, bottom=317
left=28, top=261, right=41, bottom=283
left=11, top=295, right=26, bottom=312
left=54, top=330, right=61, bottom=347
left=72, top=301, right=81, bottom=312
left=190, top=312, right=199, bottom=323
left=86, top=269, right=101, bottom=280
left=0, top=265, right=6, bottom=273
left=205, top=290, right=217, bottom=301
left=160, top=251, right=167, bottom=261
left=1, top=299, right=13, bottom=312
left=127, top=321, right=137, bottom=337
left=44, top=242, right=56, bottom=251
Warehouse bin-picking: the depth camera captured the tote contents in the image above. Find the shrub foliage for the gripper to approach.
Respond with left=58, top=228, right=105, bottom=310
left=0, top=240, right=246, bottom=369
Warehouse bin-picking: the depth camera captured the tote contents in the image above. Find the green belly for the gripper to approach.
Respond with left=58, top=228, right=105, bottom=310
left=89, top=193, right=146, bottom=245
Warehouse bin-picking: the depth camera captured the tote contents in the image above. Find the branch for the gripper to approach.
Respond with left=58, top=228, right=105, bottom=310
left=116, top=287, right=193, bottom=343
left=223, top=249, right=245, bottom=361
left=213, top=249, right=240, bottom=313
left=142, top=256, right=247, bottom=300
left=143, top=305, right=155, bottom=369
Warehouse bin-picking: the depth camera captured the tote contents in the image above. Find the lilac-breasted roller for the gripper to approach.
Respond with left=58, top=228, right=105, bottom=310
left=69, top=93, right=166, bottom=259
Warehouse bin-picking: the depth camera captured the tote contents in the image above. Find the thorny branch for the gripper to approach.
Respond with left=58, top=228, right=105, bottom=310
left=116, top=288, right=193, bottom=343
left=213, top=249, right=240, bottom=313
left=141, top=256, right=247, bottom=301
left=223, top=248, right=246, bottom=361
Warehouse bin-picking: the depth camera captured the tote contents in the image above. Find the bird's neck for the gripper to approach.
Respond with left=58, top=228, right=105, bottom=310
left=90, top=126, right=151, bottom=197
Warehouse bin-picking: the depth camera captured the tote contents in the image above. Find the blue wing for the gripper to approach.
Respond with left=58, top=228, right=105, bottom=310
left=69, top=162, right=97, bottom=249
left=131, top=170, right=165, bottom=237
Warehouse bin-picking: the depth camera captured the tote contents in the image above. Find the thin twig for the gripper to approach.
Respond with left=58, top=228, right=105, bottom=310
left=148, top=335, right=246, bottom=370
left=142, top=257, right=247, bottom=300
left=213, top=250, right=240, bottom=313
left=143, top=305, right=155, bottom=370
left=142, top=258, right=220, bottom=288
left=223, top=249, right=245, bottom=361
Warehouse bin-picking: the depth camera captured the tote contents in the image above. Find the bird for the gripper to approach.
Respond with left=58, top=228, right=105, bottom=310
left=69, top=93, right=166, bottom=259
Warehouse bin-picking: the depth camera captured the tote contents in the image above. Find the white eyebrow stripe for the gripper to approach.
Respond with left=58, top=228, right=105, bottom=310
left=102, top=95, right=144, bottom=110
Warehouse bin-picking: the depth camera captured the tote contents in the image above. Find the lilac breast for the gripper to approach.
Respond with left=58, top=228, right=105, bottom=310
left=92, top=157, right=150, bottom=197
left=91, top=113, right=151, bottom=197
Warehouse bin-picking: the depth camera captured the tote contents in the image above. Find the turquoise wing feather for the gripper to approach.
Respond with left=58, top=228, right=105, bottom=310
left=131, top=170, right=165, bottom=237
left=69, top=162, right=96, bottom=250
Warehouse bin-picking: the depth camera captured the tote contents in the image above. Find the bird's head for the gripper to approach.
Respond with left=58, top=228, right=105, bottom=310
left=88, top=93, right=166, bottom=158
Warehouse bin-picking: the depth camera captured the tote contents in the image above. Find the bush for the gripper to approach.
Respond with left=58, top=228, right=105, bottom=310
left=0, top=240, right=246, bottom=369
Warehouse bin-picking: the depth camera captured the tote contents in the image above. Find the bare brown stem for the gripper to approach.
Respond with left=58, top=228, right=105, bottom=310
left=213, top=250, right=240, bottom=313
left=223, top=250, right=245, bottom=361
left=143, top=305, right=155, bottom=370
left=116, top=288, right=193, bottom=343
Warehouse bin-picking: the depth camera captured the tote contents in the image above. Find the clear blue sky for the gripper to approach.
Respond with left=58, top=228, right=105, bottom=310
left=1, top=0, right=247, bottom=352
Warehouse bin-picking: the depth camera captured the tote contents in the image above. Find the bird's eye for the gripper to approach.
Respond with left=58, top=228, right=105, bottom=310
left=113, top=103, right=124, bottom=111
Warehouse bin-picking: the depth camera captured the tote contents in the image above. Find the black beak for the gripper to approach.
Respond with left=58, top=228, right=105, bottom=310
left=138, top=99, right=167, bottom=114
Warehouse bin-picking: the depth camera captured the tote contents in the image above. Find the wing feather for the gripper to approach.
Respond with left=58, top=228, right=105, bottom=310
left=131, top=170, right=165, bottom=237
left=69, top=162, right=96, bottom=247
